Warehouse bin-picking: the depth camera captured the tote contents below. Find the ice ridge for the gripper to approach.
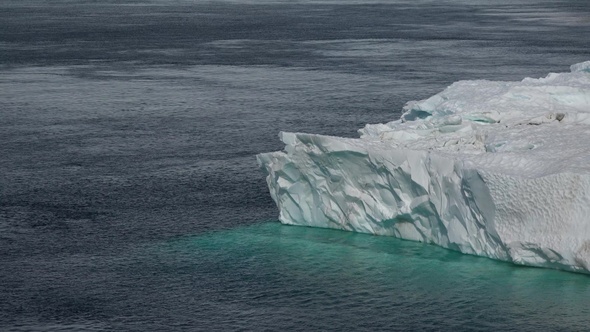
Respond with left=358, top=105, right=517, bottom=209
left=257, top=61, right=590, bottom=273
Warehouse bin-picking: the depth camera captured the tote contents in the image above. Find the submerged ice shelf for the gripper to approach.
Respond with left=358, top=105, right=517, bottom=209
left=258, top=61, right=590, bottom=274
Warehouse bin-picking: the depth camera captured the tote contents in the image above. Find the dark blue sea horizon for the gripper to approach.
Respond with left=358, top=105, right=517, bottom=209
left=1, top=0, right=590, bottom=330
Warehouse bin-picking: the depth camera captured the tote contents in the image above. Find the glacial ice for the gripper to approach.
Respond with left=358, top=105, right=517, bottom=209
left=257, top=61, right=590, bottom=273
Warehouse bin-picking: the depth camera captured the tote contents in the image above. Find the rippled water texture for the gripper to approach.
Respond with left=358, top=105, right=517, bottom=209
left=1, top=0, right=590, bottom=330
left=161, top=223, right=590, bottom=331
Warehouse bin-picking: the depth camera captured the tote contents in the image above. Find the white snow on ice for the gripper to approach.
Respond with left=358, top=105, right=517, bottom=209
left=258, top=61, right=590, bottom=273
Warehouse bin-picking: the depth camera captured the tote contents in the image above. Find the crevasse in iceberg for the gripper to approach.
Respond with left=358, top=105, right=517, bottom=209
left=257, top=61, right=590, bottom=273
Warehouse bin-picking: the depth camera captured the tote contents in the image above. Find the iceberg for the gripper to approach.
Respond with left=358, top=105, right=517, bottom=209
left=257, top=61, right=590, bottom=274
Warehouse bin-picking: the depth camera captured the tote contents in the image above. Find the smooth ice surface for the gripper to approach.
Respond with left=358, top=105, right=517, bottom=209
left=258, top=61, right=590, bottom=273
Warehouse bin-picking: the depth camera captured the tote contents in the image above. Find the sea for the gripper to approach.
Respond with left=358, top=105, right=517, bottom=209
left=1, top=0, right=590, bottom=331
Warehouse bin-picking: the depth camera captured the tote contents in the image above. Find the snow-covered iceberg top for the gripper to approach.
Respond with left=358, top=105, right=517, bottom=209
left=258, top=61, right=590, bottom=274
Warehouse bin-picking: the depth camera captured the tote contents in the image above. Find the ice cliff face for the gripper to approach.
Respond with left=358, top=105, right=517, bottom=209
left=257, top=61, right=590, bottom=274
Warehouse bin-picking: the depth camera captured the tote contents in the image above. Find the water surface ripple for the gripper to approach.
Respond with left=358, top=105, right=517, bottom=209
left=1, top=0, right=590, bottom=330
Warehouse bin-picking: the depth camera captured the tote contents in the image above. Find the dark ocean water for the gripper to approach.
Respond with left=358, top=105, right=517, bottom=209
left=1, top=0, right=590, bottom=330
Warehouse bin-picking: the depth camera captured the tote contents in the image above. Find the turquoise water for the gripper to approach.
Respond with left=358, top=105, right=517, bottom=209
left=158, top=222, right=590, bottom=331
